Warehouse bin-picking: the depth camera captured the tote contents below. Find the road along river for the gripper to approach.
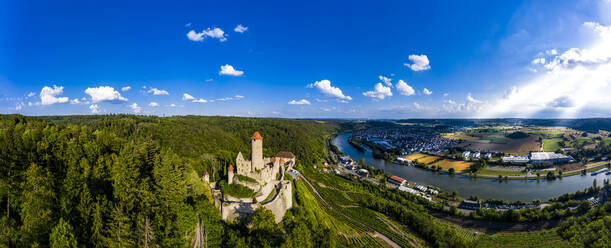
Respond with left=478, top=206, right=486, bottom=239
left=333, top=133, right=609, bottom=202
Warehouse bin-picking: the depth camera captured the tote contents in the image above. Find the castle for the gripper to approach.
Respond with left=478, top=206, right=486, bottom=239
left=215, top=131, right=294, bottom=223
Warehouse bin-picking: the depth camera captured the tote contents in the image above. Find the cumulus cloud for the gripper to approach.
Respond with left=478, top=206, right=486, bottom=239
left=27, top=92, right=36, bottom=98
left=219, top=64, right=244, bottom=76
left=217, top=97, right=232, bottom=101
left=307, top=79, right=352, bottom=100
left=235, top=95, right=244, bottom=99
left=546, top=49, right=558, bottom=55
left=395, top=80, right=415, bottom=96
left=379, top=75, right=392, bottom=87
left=192, top=98, right=208, bottom=103
left=129, top=103, right=142, bottom=113
left=187, top=27, right=227, bottom=42
left=531, top=58, right=546, bottom=65
left=121, top=86, right=131, bottom=91
left=182, top=93, right=195, bottom=101
left=147, top=88, right=169, bottom=95
left=234, top=24, right=248, bottom=33
left=149, top=102, right=159, bottom=107
left=404, top=54, right=431, bottom=71
left=89, top=104, right=100, bottom=114
left=40, top=85, right=69, bottom=105
left=70, top=98, right=81, bottom=104
left=423, top=88, right=432, bottom=95
left=85, top=86, right=128, bottom=103
left=363, top=83, right=392, bottom=100
left=466, top=93, right=483, bottom=103
left=288, top=99, right=311, bottom=105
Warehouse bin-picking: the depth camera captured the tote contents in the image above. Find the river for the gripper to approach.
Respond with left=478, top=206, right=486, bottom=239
left=333, top=133, right=609, bottom=202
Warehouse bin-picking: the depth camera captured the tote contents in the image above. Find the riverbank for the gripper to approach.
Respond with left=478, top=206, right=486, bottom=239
left=472, top=161, right=610, bottom=180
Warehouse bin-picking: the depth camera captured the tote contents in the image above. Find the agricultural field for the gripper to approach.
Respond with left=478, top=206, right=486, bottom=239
left=432, top=159, right=473, bottom=172
left=474, top=229, right=570, bottom=248
left=477, top=167, right=527, bottom=177
left=543, top=138, right=563, bottom=152
left=456, top=133, right=541, bottom=154
left=405, top=153, right=442, bottom=164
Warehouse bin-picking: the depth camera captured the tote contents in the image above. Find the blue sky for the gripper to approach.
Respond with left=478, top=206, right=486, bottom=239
left=1, top=0, right=610, bottom=118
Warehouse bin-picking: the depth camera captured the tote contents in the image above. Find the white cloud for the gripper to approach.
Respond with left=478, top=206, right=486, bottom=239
left=396, top=80, right=415, bottom=96
left=147, top=88, right=169, bottom=95
left=217, top=97, right=232, bottom=101
left=129, top=103, right=142, bottom=113
left=234, top=24, right=248, bottom=33
left=445, top=99, right=456, bottom=104
left=70, top=98, right=80, bottom=104
left=219, top=64, right=244, bottom=76
left=15, top=102, right=24, bottom=110
left=466, top=93, right=482, bottom=103
left=363, top=83, right=392, bottom=100
left=170, top=104, right=177, bottom=107
left=379, top=75, right=392, bottom=86
left=205, top=78, right=214, bottom=82
left=85, top=86, right=128, bottom=103
left=182, top=93, right=195, bottom=101
left=288, top=99, right=311, bottom=105
left=185, top=22, right=191, bottom=27
left=89, top=104, right=100, bottom=114
left=531, top=58, right=546, bottom=65
left=423, top=88, right=432, bottom=95
left=443, top=93, right=449, bottom=97
left=235, top=95, right=244, bottom=99
left=121, top=86, right=131, bottom=91
left=27, top=92, right=36, bottom=98
left=546, top=49, right=558, bottom=55
left=187, top=27, right=227, bottom=42
left=404, top=54, right=431, bottom=71
left=149, top=102, right=159, bottom=107
left=307, top=79, right=352, bottom=100
left=192, top=98, right=208, bottom=103
left=40, top=85, right=69, bottom=105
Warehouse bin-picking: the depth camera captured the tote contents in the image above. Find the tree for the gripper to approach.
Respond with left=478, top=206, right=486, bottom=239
left=19, top=163, right=55, bottom=246
left=449, top=168, right=455, bottom=174
left=106, top=205, right=134, bottom=248
left=580, top=200, right=591, bottom=211
left=50, top=218, right=77, bottom=248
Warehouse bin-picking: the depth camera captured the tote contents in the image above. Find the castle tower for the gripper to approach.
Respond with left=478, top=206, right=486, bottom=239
left=251, top=131, right=263, bottom=171
left=227, top=164, right=234, bottom=184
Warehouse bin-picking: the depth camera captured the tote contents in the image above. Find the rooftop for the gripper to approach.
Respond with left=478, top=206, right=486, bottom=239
left=276, top=151, right=295, bottom=159
left=530, top=152, right=570, bottom=160
left=251, top=131, right=263, bottom=140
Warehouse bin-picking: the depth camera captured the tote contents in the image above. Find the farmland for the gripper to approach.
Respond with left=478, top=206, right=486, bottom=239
left=543, top=138, right=563, bottom=152
left=432, top=159, right=473, bottom=172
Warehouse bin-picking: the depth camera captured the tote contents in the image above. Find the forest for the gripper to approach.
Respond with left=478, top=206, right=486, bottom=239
left=0, top=114, right=339, bottom=247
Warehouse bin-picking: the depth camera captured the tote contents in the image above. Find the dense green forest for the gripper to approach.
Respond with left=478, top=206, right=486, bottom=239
left=0, top=114, right=338, bottom=247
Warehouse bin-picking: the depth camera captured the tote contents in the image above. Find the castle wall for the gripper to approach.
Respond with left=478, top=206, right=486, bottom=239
left=261, top=181, right=293, bottom=223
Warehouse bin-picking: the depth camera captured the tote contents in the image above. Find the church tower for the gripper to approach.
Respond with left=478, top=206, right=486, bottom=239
left=251, top=131, right=263, bottom=171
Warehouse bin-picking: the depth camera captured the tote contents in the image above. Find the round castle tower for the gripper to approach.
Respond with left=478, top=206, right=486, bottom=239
left=251, top=131, right=264, bottom=171
left=227, top=164, right=234, bottom=184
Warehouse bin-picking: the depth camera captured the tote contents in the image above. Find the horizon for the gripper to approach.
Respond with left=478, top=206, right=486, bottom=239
left=2, top=0, right=611, bottom=118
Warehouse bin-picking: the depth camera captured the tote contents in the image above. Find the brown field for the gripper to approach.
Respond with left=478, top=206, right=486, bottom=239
left=404, top=153, right=427, bottom=160
left=456, top=134, right=541, bottom=154
left=405, top=153, right=440, bottom=164
left=432, top=159, right=473, bottom=171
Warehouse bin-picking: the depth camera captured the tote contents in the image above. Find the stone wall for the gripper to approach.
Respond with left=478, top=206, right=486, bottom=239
left=261, top=181, right=293, bottom=223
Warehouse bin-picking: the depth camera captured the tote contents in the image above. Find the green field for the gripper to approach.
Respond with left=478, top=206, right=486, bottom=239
left=475, top=229, right=570, bottom=248
left=543, top=138, right=563, bottom=152
left=477, top=168, right=527, bottom=177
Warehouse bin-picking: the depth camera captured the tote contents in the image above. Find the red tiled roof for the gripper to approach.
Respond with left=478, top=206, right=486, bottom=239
left=271, top=157, right=276, bottom=162
left=228, top=164, right=234, bottom=171
left=389, top=175, right=405, bottom=182
left=251, top=131, right=263, bottom=140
